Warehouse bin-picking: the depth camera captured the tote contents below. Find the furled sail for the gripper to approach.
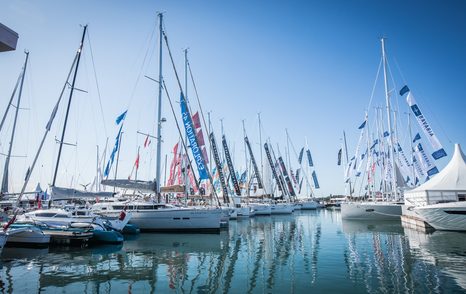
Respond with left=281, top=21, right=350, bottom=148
left=51, top=186, right=115, bottom=200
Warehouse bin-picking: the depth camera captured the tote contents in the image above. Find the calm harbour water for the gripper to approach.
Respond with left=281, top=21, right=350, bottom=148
left=1, top=209, right=466, bottom=293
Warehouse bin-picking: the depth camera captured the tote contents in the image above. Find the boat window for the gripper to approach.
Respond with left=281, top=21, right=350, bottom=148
left=458, top=194, right=466, bottom=202
left=113, top=206, right=125, bottom=210
left=55, top=214, right=69, bottom=218
left=445, top=210, right=466, bottom=215
left=35, top=213, right=57, bottom=217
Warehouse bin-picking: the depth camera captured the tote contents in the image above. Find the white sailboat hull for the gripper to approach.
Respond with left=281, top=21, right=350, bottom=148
left=414, top=202, right=466, bottom=231
left=271, top=203, right=294, bottom=214
left=341, top=202, right=402, bottom=220
left=128, top=208, right=222, bottom=232
left=300, top=200, right=319, bottom=210
left=251, top=204, right=272, bottom=215
left=236, top=206, right=251, bottom=218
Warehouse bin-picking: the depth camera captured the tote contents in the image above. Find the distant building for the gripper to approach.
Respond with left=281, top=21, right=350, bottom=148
left=0, top=23, right=18, bottom=52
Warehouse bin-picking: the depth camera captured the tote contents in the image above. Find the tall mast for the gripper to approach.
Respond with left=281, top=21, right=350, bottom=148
left=407, top=112, right=416, bottom=186
left=52, top=25, right=87, bottom=187
left=1, top=51, right=29, bottom=194
left=96, top=145, right=99, bottom=192
left=381, top=37, right=397, bottom=199
left=242, top=119, right=248, bottom=195
left=343, top=130, right=353, bottom=197
left=155, top=13, right=163, bottom=195
left=258, top=112, right=263, bottom=184
left=183, top=47, right=189, bottom=198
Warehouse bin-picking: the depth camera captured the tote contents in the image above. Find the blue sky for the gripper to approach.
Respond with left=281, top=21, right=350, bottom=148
left=0, top=0, right=465, bottom=197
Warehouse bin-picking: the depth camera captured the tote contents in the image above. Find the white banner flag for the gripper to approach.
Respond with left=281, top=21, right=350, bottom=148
left=406, top=91, right=446, bottom=160
left=414, top=143, right=439, bottom=178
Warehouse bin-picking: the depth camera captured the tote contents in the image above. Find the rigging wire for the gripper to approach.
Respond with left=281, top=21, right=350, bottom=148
left=392, top=57, right=452, bottom=144
left=86, top=29, right=108, bottom=138
left=161, top=21, right=221, bottom=205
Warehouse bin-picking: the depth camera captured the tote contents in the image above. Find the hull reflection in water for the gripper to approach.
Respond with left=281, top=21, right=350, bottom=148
left=0, top=210, right=465, bottom=293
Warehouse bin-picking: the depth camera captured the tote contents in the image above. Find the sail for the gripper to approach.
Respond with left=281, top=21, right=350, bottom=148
left=244, top=136, right=263, bottom=189
left=101, top=179, right=157, bottom=192
left=180, top=93, right=209, bottom=180
left=222, top=135, right=241, bottom=196
left=402, top=86, right=447, bottom=160
left=51, top=186, right=114, bottom=200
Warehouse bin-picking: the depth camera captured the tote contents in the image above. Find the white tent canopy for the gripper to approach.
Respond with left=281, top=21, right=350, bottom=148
left=405, top=144, right=466, bottom=206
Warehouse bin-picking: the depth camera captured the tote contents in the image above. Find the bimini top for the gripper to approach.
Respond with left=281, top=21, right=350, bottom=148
left=408, top=144, right=466, bottom=192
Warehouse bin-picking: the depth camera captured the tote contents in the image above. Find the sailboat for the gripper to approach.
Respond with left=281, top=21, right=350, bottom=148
left=95, top=14, right=222, bottom=232
left=341, top=38, right=403, bottom=220
left=0, top=52, right=54, bottom=247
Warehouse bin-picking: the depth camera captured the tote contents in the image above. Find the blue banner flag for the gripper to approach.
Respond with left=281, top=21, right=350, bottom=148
left=312, top=171, right=320, bottom=189
left=412, top=133, right=421, bottom=143
left=104, top=124, right=123, bottom=177
left=399, top=85, right=410, bottom=96
left=180, top=93, right=209, bottom=180
left=298, top=147, right=304, bottom=164
left=358, top=120, right=367, bottom=129
left=115, top=110, right=127, bottom=125
left=337, top=148, right=342, bottom=165
left=306, top=149, right=314, bottom=167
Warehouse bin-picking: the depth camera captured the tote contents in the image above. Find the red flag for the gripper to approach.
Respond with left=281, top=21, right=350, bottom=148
left=202, top=146, right=209, bottom=164
left=144, top=135, right=150, bottom=148
left=196, top=130, right=205, bottom=146
left=135, top=153, right=140, bottom=169
left=167, top=143, right=179, bottom=185
left=192, top=112, right=201, bottom=129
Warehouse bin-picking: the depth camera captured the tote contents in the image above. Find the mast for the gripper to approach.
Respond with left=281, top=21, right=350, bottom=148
left=183, top=48, right=189, bottom=198
left=1, top=51, right=29, bottom=194
left=113, top=131, right=123, bottom=193
left=52, top=25, right=87, bottom=187
left=155, top=13, right=163, bottom=196
left=407, top=112, right=416, bottom=186
left=381, top=37, right=397, bottom=200
left=96, top=145, right=99, bottom=191
left=242, top=119, right=248, bottom=195
left=343, top=131, right=353, bottom=197
left=16, top=29, right=82, bottom=205
left=258, top=112, right=263, bottom=185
